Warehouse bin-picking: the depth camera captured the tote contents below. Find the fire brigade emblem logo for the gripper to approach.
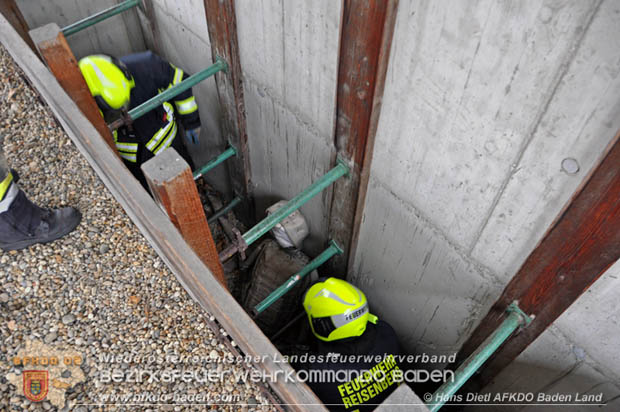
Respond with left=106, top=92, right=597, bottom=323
left=23, top=370, right=49, bottom=402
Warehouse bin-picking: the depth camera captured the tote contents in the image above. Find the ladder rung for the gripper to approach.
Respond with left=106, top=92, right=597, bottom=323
left=194, top=145, right=237, bottom=180
left=219, top=159, right=350, bottom=261
left=208, top=196, right=242, bottom=224
left=254, top=240, right=343, bottom=315
left=108, top=58, right=228, bottom=130
left=62, top=0, right=140, bottom=37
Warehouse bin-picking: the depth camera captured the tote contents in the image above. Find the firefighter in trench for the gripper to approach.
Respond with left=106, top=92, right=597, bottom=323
left=78, top=52, right=201, bottom=188
left=295, top=277, right=404, bottom=412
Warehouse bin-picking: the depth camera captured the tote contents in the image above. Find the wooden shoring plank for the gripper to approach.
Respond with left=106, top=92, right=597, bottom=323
left=0, top=14, right=325, bottom=412
left=142, top=148, right=227, bottom=289
left=29, top=23, right=117, bottom=154
left=457, top=131, right=620, bottom=390
left=328, top=0, right=399, bottom=275
left=203, top=0, right=253, bottom=225
left=0, top=0, right=35, bottom=52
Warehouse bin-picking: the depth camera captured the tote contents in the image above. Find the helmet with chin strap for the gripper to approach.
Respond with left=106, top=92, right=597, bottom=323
left=303, top=277, right=378, bottom=342
left=79, top=54, right=135, bottom=112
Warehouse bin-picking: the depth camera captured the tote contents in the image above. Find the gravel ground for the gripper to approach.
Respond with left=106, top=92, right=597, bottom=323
left=0, top=44, right=279, bottom=411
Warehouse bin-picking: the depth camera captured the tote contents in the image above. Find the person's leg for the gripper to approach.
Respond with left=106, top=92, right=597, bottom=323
left=0, top=145, right=82, bottom=251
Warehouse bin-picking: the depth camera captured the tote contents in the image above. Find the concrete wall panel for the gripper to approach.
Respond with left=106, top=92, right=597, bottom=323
left=471, top=0, right=620, bottom=278
left=16, top=0, right=145, bottom=58
left=236, top=0, right=341, bottom=141
left=243, top=80, right=334, bottom=253
left=352, top=0, right=620, bottom=391
left=351, top=176, right=502, bottom=357
left=370, top=0, right=597, bottom=248
left=236, top=0, right=342, bottom=254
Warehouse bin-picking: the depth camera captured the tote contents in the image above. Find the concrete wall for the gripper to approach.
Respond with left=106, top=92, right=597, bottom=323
left=349, top=0, right=620, bottom=403
left=17, top=0, right=145, bottom=59
left=235, top=0, right=342, bottom=254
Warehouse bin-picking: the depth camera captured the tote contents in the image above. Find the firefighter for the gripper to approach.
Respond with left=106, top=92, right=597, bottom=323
left=0, top=146, right=81, bottom=251
left=296, top=278, right=403, bottom=412
left=78, top=52, right=201, bottom=187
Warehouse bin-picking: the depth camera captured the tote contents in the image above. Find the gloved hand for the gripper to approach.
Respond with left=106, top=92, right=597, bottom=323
left=185, top=127, right=201, bottom=145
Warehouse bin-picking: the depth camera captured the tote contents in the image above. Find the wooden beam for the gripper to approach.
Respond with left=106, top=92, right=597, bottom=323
left=0, top=0, right=35, bottom=52
left=0, top=15, right=326, bottom=411
left=203, top=0, right=253, bottom=225
left=136, top=0, right=162, bottom=55
left=142, top=148, right=227, bottom=290
left=457, top=131, right=620, bottom=390
left=29, top=23, right=117, bottom=154
left=328, top=0, right=398, bottom=274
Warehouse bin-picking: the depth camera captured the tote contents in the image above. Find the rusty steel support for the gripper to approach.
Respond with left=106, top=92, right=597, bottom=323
left=29, top=23, right=117, bottom=153
left=457, top=131, right=620, bottom=391
left=328, top=0, right=398, bottom=275
left=142, top=148, right=227, bottom=290
left=203, top=0, right=253, bottom=226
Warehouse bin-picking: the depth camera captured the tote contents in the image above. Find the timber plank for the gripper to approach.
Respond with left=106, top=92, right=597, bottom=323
left=142, top=149, right=227, bottom=289
left=29, top=23, right=117, bottom=153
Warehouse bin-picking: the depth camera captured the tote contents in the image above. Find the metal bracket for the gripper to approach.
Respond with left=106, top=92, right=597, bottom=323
left=507, top=301, right=533, bottom=326
left=231, top=227, right=248, bottom=260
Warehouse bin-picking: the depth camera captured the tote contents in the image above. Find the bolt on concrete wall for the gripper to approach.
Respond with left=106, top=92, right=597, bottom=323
left=351, top=0, right=620, bottom=391
left=16, top=0, right=145, bottom=59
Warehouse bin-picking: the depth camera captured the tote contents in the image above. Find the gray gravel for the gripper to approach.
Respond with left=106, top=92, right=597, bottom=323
left=0, top=44, right=279, bottom=411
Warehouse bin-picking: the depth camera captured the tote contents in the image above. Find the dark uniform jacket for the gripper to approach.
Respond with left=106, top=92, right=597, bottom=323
left=295, top=320, right=403, bottom=412
left=114, top=51, right=200, bottom=186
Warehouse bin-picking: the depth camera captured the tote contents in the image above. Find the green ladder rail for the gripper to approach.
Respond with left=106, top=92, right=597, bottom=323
left=193, top=145, right=238, bottom=180
left=219, top=159, right=350, bottom=261
left=62, top=0, right=141, bottom=37
left=254, top=240, right=343, bottom=314
left=208, top=196, right=242, bottom=225
left=425, top=302, right=532, bottom=412
left=108, top=57, right=228, bottom=131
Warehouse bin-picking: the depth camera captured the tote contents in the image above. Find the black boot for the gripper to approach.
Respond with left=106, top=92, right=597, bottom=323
left=0, top=189, right=81, bottom=251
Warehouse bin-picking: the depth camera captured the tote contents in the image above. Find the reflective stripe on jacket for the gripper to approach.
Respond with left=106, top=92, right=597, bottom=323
left=113, top=51, right=200, bottom=173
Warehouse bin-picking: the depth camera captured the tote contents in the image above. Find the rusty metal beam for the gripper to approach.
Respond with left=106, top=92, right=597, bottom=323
left=328, top=0, right=398, bottom=275
left=203, top=0, right=253, bottom=225
left=457, top=131, right=620, bottom=390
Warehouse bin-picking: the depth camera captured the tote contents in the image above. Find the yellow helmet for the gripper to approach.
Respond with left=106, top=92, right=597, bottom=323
left=303, top=278, right=378, bottom=342
left=78, top=55, right=135, bottom=111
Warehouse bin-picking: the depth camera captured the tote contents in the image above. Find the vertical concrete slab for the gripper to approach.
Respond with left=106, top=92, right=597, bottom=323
left=148, top=0, right=227, bottom=195
left=471, top=0, right=620, bottom=278
left=235, top=0, right=342, bottom=254
left=350, top=176, right=503, bottom=356
left=369, top=0, right=598, bottom=248
left=352, top=0, right=620, bottom=390
left=15, top=0, right=145, bottom=58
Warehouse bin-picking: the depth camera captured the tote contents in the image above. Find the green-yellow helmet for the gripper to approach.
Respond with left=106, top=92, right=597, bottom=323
left=303, top=278, right=378, bottom=342
left=78, top=55, right=135, bottom=111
